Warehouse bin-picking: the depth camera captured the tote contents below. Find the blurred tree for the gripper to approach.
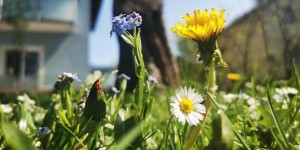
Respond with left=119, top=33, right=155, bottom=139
left=273, top=0, right=299, bottom=79
left=2, top=0, right=31, bottom=82
left=257, top=0, right=300, bottom=79
left=217, top=0, right=300, bottom=81
left=113, top=0, right=180, bottom=91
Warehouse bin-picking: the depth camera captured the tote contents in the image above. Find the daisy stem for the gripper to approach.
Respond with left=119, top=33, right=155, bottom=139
left=164, top=115, right=174, bottom=148
left=183, top=57, right=216, bottom=150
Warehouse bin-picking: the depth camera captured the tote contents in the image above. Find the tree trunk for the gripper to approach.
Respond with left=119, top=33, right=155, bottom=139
left=113, top=0, right=179, bottom=91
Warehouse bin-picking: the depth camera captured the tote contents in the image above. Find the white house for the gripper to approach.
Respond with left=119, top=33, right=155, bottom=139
left=0, top=0, right=101, bottom=90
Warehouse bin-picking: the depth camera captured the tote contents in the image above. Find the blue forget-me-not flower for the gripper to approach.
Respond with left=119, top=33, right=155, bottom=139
left=111, top=12, right=142, bottom=36
left=38, top=127, right=51, bottom=137
left=126, top=12, right=142, bottom=30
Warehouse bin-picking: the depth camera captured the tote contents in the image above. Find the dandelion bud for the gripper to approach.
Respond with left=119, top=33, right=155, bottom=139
left=83, top=80, right=106, bottom=121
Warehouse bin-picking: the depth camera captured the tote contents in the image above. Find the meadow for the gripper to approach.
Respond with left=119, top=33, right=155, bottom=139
left=0, top=9, right=299, bottom=150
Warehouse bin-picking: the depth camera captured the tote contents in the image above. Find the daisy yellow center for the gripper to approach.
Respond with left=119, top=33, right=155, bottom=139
left=180, top=98, right=194, bottom=114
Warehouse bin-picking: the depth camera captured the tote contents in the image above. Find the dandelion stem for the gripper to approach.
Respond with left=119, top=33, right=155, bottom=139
left=184, top=57, right=216, bottom=150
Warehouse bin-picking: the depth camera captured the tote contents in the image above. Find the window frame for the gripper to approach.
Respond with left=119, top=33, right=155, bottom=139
left=0, top=45, right=45, bottom=88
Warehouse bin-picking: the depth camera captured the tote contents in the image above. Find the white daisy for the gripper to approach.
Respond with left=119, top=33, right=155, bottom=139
left=170, top=87, right=206, bottom=126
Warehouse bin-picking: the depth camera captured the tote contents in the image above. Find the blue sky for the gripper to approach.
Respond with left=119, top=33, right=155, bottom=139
left=88, top=0, right=257, bottom=68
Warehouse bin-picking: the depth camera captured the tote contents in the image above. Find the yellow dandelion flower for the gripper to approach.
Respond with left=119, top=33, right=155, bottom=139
left=171, top=8, right=226, bottom=43
left=227, top=73, right=241, bottom=80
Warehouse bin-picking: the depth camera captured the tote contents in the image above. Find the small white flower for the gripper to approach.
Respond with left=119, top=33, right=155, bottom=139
left=19, top=119, right=27, bottom=130
left=273, top=94, right=284, bottom=103
left=245, top=82, right=252, bottom=89
left=246, top=98, right=261, bottom=120
left=54, top=103, right=60, bottom=110
left=149, top=76, right=158, bottom=84
left=0, top=104, right=13, bottom=113
left=247, top=98, right=256, bottom=106
left=285, top=133, right=289, bottom=138
left=275, top=87, right=298, bottom=95
left=17, top=95, right=25, bottom=101
left=62, top=72, right=81, bottom=82
left=223, top=93, right=237, bottom=103
left=223, top=93, right=250, bottom=103
left=291, top=121, right=298, bottom=129
left=170, top=87, right=206, bottom=126
left=239, top=93, right=250, bottom=99
left=282, top=100, right=289, bottom=109
left=217, top=103, right=228, bottom=111
left=256, top=85, right=266, bottom=92
left=112, top=87, right=120, bottom=93
left=17, top=94, right=35, bottom=105
left=34, top=141, right=41, bottom=147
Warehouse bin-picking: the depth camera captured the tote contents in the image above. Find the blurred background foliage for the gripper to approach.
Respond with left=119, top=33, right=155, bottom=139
left=218, top=0, right=300, bottom=80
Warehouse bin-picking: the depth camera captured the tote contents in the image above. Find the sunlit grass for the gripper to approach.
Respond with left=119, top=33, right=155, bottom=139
left=0, top=69, right=299, bottom=149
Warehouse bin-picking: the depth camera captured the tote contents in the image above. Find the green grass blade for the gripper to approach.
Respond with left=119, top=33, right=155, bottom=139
left=207, top=92, right=251, bottom=150
left=164, top=115, right=174, bottom=148
left=1, top=121, right=36, bottom=150
left=293, top=60, right=300, bottom=88
left=269, top=121, right=285, bottom=150
left=266, top=86, right=291, bottom=149
left=56, top=122, right=87, bottom=150
left=110, top=123, right=142, bottom=150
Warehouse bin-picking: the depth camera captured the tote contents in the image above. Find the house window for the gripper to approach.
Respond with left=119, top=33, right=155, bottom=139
left=25, top=52, right=39, bottom=77
left=5, top=50, right=21, bottom=77
left=0, top=45, right=44, bottom=88
left=5, top=50, right=39, bottom=78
